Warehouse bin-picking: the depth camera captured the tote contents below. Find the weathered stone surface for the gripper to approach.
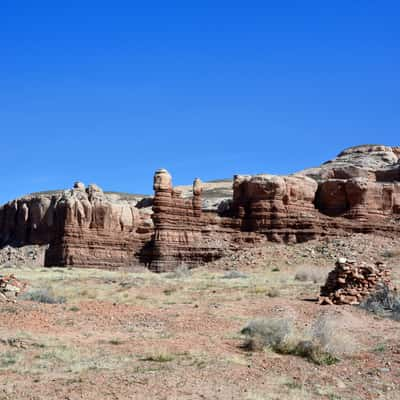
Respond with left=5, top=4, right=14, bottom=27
left=0, top=185, right=153, bottom=268
left=1, top=144, right=400, bottom=271
left=319, top=259, right=392, bottom=305
left=149, top=171, right=232, bottom=271
left=300, top=144, right=399, bottom=181
left=0, top=194, right=58, bottom=246
left=175, top=179, right=233, bottom=211
left=231, top=174, right=319, bottom=243
left=45, top=184, right=153, bottom=268
left=315, top=174, right=400, bottom=221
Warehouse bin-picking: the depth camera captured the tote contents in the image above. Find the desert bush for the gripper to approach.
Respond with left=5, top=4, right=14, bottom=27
left=20, top=288, right=66, bottom=304
left=381, top=250, right=400, bottom=259
left=0, top=351, right=20, bottom=368
left=360, top=285, right=400, bottom=321
left=293, top=340, right=338, bottom=365
left=309, top=314, right=357, bottom=358
left=165, top=265, right=192, bottom=279
left=294, top=267, right=327, bottom=283
left=109, top=339, right=123, bottom=345
left=141, top=352, right=174, bottom=362
left=163, top=287, right=177, bottom=296
left=240, top=318, right=293, bottom=352
left=266, top=287, right=280, bottom=297
left=241, top=314, right=354, bottom=365
left=222, top=270, right=248, bottom=279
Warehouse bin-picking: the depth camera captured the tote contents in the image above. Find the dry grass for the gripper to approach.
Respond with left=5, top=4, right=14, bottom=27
left=241, top=313, right=358, bottom=365
left=0, top=261, right=326, bottom=306
left=141, top=351, right=175, bottom=363
left=309, top=313, right=359, bottom=357
left=0, top=332, right=137, bottom=375
left=1, top=250, right=398, bottom=399
left=20, top=288, right=66, bottom=304
left=241, top=318, right=293, bottom=352
left=294, top=266, right=328, bottom=283
left=360, top=284, right=400, bottom=321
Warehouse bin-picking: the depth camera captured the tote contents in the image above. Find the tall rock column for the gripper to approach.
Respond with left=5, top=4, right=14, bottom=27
left=150, top=170, right=223, bottom=272
left=152, top=169, right=173, bottom=244
left=192, top=178, right=203, bottom=216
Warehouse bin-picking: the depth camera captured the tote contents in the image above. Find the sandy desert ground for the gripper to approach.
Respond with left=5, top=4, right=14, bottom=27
left=1, top=233, right=400, bottom=400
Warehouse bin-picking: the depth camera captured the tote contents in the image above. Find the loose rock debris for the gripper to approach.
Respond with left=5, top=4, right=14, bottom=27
left=319, top=258, right=393, bottom=305
left=0, top=274, right=26, bottom=302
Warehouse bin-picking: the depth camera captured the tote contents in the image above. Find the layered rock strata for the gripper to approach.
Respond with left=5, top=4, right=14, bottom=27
left=44, top=183, right=153, bottom=268
left=231, top=174, right=320, bottom=243
left=149, top=169, right=236, bottom=271
left=0, top=183, right=153, bottom=268
left=0, top=144, right=399, bottom=270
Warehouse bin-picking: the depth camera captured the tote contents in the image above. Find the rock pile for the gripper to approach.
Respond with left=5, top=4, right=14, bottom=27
left=319, top=258, right=392, bottom=305
left=0, top=274, right=26, bottom=302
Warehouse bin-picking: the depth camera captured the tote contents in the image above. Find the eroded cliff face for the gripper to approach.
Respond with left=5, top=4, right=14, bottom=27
left=0, top=182, right=153, bottom=268
left=308, top=146, right=400, bottom=223
left=149, top=170, right=237, bottom=271
left=300, top=144, right=400, bottom=181
left=47, top=184, right=154, bottom=268
left=1, top=144, right=400, bottom=271
left=227, top=146, right=400, bottom=246
left=0, top=194, right=57, bottom=246
left=231, top=174, right=320, bottom=243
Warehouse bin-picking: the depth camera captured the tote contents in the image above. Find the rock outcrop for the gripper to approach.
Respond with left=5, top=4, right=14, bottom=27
left=0, top=144, right=400, bottom=270
left=175, top=179, right=234, bottom=211
left=0, top=183, right=153, bottom=268
left=231, top=174, right=320, bottom=243
left=300, top=144, right=400, bottom=181
left=149, top=170, right=233, bottom=271
left=45, top=183, right=153, bottom=268
left=0, top=194, right=57, bottom=246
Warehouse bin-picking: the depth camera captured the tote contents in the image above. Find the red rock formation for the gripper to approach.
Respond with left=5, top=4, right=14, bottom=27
left=0, top=183, right=152, bottom=268
left=149, top=169, right=228, bottom=271
left=1, top=144, right=400, bottom=270
left=231, top=174, right=320, bottom=243
left=44, top=183, right=153, bottom=268
left=0, top=195, right=57, bottom=246
left=315, top=175, right=400, bottom=222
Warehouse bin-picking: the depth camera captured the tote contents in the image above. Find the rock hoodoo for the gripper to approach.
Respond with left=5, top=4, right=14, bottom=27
left=0, top=144, right=399, bottom=270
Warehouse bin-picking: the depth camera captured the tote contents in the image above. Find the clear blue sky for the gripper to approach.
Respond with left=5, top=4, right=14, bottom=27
left=1, top=1, right=399, bottom=204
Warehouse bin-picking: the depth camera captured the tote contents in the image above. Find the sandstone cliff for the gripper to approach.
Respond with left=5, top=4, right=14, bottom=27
left=1, top=144, right=399, bottom=271
left=0, top=182, right=153, bottom=268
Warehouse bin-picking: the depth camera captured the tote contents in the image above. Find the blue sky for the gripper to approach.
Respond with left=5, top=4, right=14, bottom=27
left=0, top=1, right=399, bottom=204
